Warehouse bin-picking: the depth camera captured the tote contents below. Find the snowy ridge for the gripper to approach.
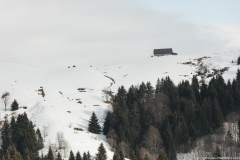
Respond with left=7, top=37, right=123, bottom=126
left=0, top=50, right=240, bottom=159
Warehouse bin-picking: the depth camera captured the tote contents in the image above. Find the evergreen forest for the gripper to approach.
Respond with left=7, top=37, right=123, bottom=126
left=103, top=69, right=240, bottom=160
left=1, top=66, right=240, bottom=160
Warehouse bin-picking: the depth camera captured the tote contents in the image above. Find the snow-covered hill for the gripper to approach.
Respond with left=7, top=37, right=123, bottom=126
left=0, top=50, right=239, bottom=159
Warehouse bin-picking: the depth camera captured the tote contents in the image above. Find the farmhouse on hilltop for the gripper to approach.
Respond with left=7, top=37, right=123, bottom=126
left=153, top=48, right=177, bottom=56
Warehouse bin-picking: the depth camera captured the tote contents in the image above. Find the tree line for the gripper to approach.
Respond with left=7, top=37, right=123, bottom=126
left=103, top=68, right=240, bottom=160
left=0, top=113, right=44, bottom=159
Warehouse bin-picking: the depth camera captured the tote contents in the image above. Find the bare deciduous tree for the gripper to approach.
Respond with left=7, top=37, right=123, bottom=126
left=102, top=87, right=111, bottom=102
left=62, top=139, right=69, bottom=158
left=42, top=125, right=48, bottom=141
left=141, top=125, right=163, bottom=154
left=56, top=132, right=64, bottom=149
left=55, top=132, right=70, bottom=158
left=107, top=129, right=118, bottom=150
left=148, top=93, right=170, bottom=127
left=1, top=92, right=10, bottom=111
left=119, top=141, right=130, bottom=157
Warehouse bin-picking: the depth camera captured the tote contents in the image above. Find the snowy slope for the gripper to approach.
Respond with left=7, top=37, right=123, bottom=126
left=0, top=50, right=239, bottom=159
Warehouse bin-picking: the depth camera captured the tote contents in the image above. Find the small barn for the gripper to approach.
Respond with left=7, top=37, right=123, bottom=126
left=153, top=48, right=177, bottom=56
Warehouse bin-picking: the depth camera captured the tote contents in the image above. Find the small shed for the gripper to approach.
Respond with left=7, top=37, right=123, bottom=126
left=153, top=48, right=177, bottom=56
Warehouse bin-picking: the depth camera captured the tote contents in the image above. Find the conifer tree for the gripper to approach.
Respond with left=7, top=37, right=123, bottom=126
left=96, top=143, right=107, bottom=160
left=161, top=119, right=175, bottom=160
left=142, top=107, right=155, bottom=131
left=237, top=68, right=240, bottom=83
left=10, top=116, right=17, bottom=146
left=103, top=111, right=112, bottom=135
left=129, top=149, right=137, bottom=160
left=36, top=128, right=44, bottom=150
left=47, top=147, right=54, bottom=160
left=76, top=151, right=82, bottom=160
left=1, top=155, right=6, bottom=160
left=11, top=99, right=19, bottom=111
left=191, top=75, right=200, bottom=102
left=232, top=79, right=240, bottom=109
left=119, top=151, right=124, bottom=160
left=87, top=151, right=91, bottom=160
left=88, top=112, right=101, bottom=134
left=11, top=99, right=18, bottom=111
left=143, top=154, right=149, bottom=160
left=155, top=78, right=161, bottom=93
left=1, top=119, right=12, bottom=154
left=157, top=150, right=168, bottom=160
left=56, top=152, right=62, bottom=160
left=126, top=85, right=137, bottom=107
left=116, top=86, right=127, bottom=109
left=238, top=119, right=240, bottom=139
left=82, top=152, right=87, bottom=160
left=238, top=56, right=240, bottom=65
left=129, top=102, right=141, bottom=146
left=135, top=147, right=142, bottom=160
left=69, top=150, right=75, bottom=160
left=211, top=99, right=223, bottom=129
left=112, top=152, right=121, bottom=160
left=15, top=113, right=38, bottom=159
left=200, top=81, right=208, bottom=101
left=146, top=81, right=154, bottom=98
left=213, top=146, right=221, bottom=160
left=4, top=145, right=22, bottom=160
left=138, top=82, right=147, bottom=100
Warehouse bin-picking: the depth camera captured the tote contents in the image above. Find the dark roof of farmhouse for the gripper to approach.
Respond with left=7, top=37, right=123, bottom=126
left=154, top=48, right=173, bottom=54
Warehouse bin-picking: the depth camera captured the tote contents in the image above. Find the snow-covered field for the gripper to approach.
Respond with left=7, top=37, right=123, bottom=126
left=0, top=50, right=239, bottom=159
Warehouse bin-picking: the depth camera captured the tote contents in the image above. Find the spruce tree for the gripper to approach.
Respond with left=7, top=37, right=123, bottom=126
left=232, top=79, right=240, bottom=109
left=129, top=102, right=140, bottom=146
left=116, top=86, right=127, bottom=109
left=1, top=119, right=12, bottom=154
left=238, top=56, right=240, bottom=65
left=129, top=149, right=137, bottom=160
left=211, top=99, right=223, bottom=129
left=126, top=85, right=137, bottom=107
left=47, top=147, right=54, bottom=160
left=155, top=78, right=161, bottom=93
left=69, top=150, right=75, bottom=160
left=213, top=146, right=221, bottom=160
left=15, top=113, right=38, bottom=159
left=135, top=147, right=142, bottom=160
left=76, top=151, right=82, bottom=160
left=119, top=151, right=124, bottom=160
left=96, top=143, right=107, bottom=160
left=11, top=99, right=19, bottom=111
left=4, top=145, right=22, bottom=160
left=138, top=82, right=147, bottom=100
left=88, top=112, right=101, bottom=134
left=10, top=116, right=17, bottom=147
left=56, top=152, right=62, bottom=160
left=238, top=119, right=240, bottom=139
left=157, top=150, right=168, bottom=160
left=36, top=128, right=44, bottom=150
left=82, top=152, right=87, bottom=160
left=161, top=119, right=175, bottom=160
left=146, top=81, right=154, bottom=98
left=87, top=151, right=91, bottom=160
left=143, top=154, right=149, bottom=160
left=237, top=68, right=240, bottom=83
left=103, top=111, right=112, bottom=135
left=112, top=152, right=121, bottom=160
left=191, top=75, right=200, bottom=102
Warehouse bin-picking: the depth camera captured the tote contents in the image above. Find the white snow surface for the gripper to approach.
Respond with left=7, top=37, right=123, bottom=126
left=0, top=50, right=240, bottom=159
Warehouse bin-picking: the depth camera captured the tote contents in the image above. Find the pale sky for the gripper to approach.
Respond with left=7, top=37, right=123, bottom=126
left=140, top=0, right=240, bottom=23
left=0, top=0, right=239, bottom=68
